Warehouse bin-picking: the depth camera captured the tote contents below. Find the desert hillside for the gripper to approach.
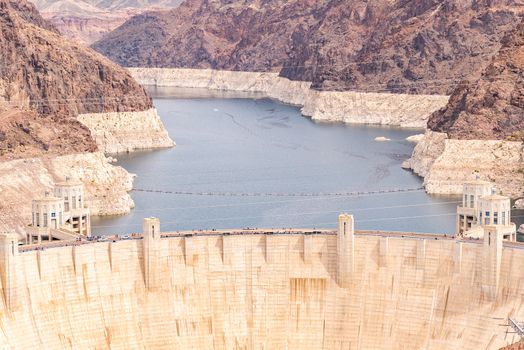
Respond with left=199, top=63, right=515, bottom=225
left=93, top=0, right=329, bottom=70
left=93, top=0, right=524, bottom=95
left=29, top=0, right=183, bottom=44
left=0, top=0, right=155, bottom=159
left=428, top=21, right=524, bottom=140
left=0, top=0, right=174, bottom=232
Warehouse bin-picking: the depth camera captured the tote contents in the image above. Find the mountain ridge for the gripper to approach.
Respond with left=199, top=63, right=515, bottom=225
left=0, top=0, right=154, bottom=159
left=93, top=0, right=524, bottom=96
left=29, top=0, right=183, bottom=43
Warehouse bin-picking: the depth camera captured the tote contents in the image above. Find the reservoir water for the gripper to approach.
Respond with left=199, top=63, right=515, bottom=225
left=92, top=87, right=460, bottom=235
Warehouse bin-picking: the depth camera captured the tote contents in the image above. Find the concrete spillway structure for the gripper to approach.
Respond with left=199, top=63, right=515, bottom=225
left=0, top=216, right=523, bottom=349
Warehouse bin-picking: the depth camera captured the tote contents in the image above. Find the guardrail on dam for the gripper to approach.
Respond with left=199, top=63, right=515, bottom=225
left=0, top=214, right=522, bottom=349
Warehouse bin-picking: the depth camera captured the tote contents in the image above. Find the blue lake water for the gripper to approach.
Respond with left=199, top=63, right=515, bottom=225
left=91, top=87, right=461, bottom=235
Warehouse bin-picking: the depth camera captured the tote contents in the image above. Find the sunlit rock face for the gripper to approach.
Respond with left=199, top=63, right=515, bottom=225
left=0, top=152, right=135, bottom=234
left=0, top=0, right=164, bottom=159
left=29, top=0, right=183, bottom=44
left=0, top=0, right=173, bottom=231
left=128, top=68, right=449, bottom=128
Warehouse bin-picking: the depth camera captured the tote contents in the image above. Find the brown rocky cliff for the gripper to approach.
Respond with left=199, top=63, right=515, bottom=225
left=8, top=0, right=58, bottom=33
left=428, top=20, right=524, bottom=140
left=282, top=0, right=523, bottom=95
left=0, top=0, right=154, bottom=159
left=93, top=0, right=523, bottom=96
left=92, top=0, right=329, bottom=71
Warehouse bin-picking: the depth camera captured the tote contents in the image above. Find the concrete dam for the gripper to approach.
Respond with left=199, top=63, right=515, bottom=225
left=0, top=215, right=523, bottom=349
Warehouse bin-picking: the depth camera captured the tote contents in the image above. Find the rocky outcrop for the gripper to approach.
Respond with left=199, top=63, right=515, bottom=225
left=77, top=108, right=175, bottom=154
left=404, top=131, right=524, bottom=197
left=0, top=152, right=134, bottom=234
left=92, top=0, right=328, bottom=71
left=402, top=131, right=448, bottom=178
left=129, top=68, right=448, bottom=127
left=0, top=0, right=174, bottom=159
left=285, top=1, right=523, bottom=94
left=428, top=21, right=524, bottom=140
left=403, top=21, right=524, bottom=197
left=94, top=0, right=523, bottom=95
left=0, top=107, right=97, bottom=161
left=0, top=0, right=175, bottom=232
left=0, top=0, right=152, bottom=117
left=302, top=90, right=448, bottom=128
left=31, top=0, right=183, bottom=44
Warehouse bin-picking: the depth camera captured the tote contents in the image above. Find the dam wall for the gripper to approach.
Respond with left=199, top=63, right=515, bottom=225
left=0, top=224, right=522, bottom=348
left=404, top=131, right=524, bottom=196
left=128, top=68, right=449, bottom=128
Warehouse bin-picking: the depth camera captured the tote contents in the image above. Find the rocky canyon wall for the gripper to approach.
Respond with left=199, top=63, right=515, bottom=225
left=0, top=152, right=134, bottom=234
left=0, top=0, right=176, bottom=234
left=404, top=131, right=524, bottom=197
left=77, top=108, right=174, bottom=154
left=0, top=232, right=522, bottom=349
left=129, top=68, right=449, bottom=128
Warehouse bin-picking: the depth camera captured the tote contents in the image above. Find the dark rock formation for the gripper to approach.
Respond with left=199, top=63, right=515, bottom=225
left=92, top=0, right=329, bottom=71
left=284, top=0, right=523, bottom=95
left=93, top=0, right=523, bottom=95
left=0, top=0, right=153, bottom=159
left=428, top=21, right=524, bottom=140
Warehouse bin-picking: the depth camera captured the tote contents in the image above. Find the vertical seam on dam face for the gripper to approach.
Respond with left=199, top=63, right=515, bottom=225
left=0, top=228, right=522, bottom=349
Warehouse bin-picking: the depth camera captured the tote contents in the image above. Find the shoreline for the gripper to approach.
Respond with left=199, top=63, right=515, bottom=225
left=128, top=68, right=524, bottom=199
left=128, top=68, right=450, bottom=128
left=0, top=107, right=175, bottom=235
left=404, top=131, right=524, bottom=197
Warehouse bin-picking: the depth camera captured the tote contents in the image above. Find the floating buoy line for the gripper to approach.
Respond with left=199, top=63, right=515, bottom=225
left=132, top=187, right=425, bottom=197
